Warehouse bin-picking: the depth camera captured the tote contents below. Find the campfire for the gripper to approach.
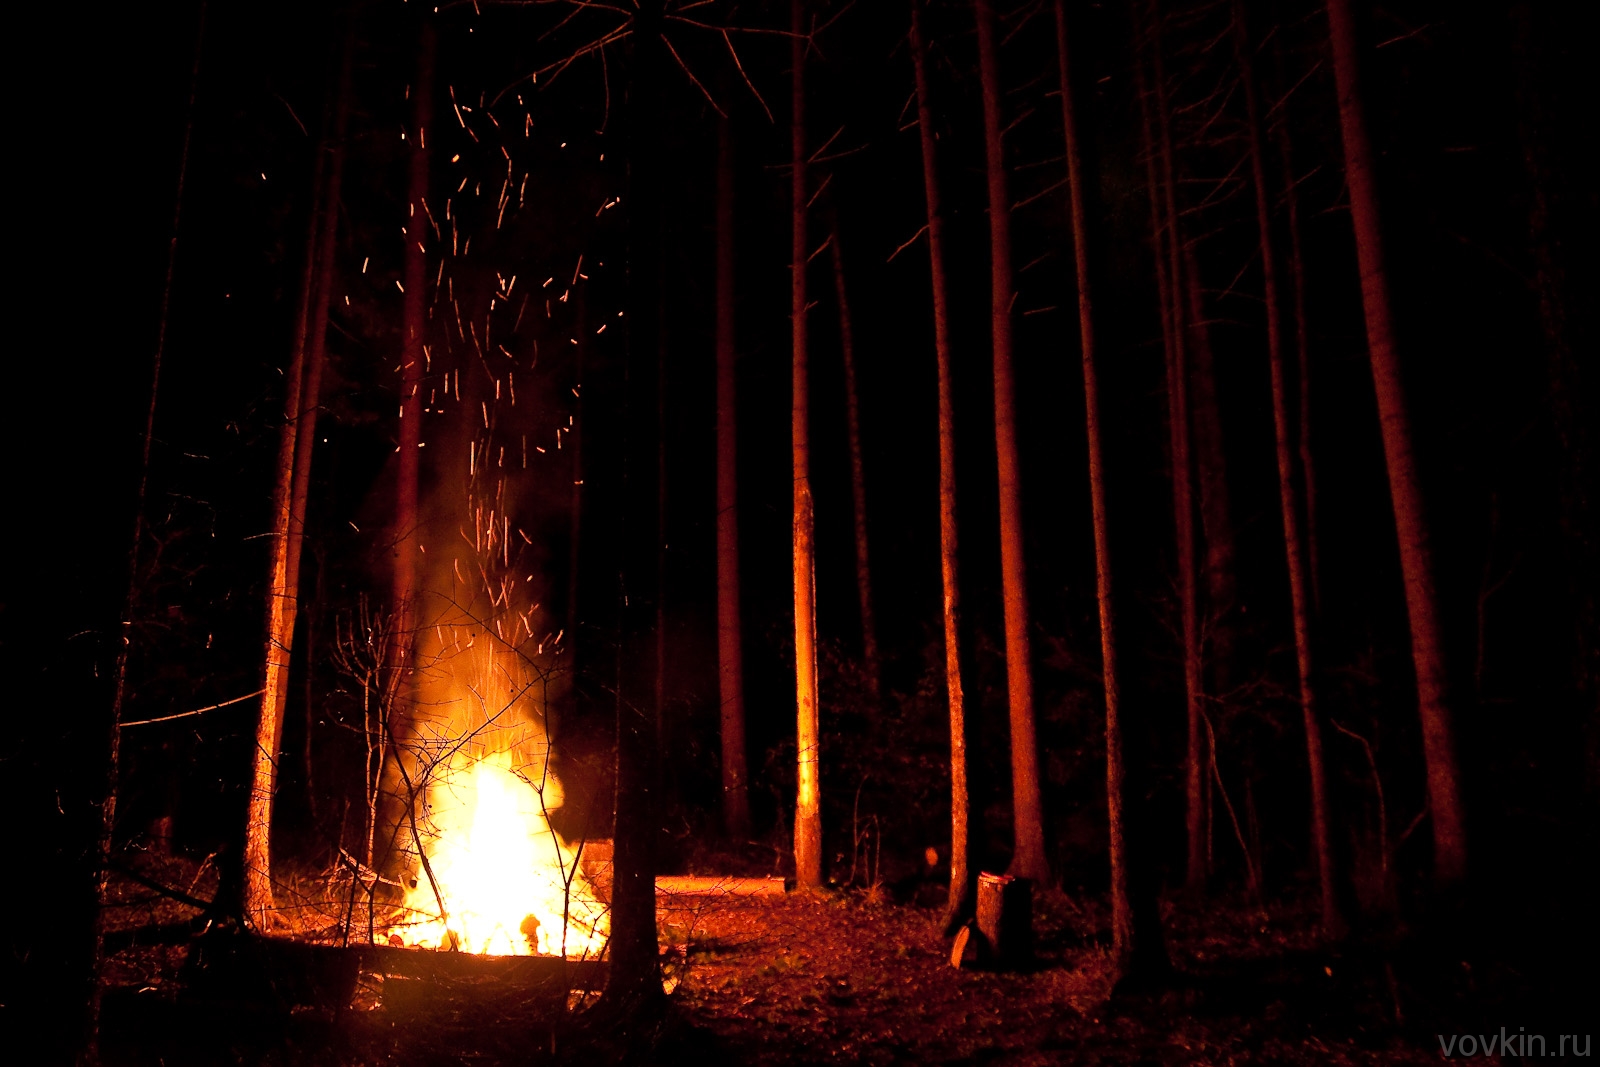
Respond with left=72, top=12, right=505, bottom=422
left=383, top=747, right=609, bottom=958
left=374, top=569, right=610, bottom=960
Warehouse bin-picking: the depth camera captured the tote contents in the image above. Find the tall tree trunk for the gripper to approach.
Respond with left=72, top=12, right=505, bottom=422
left=244, top=18, right=350, bottom=927
left=602, top=0, right=666, bottom=1009
left=910, top=0, right=971, bottom=931
left=973, top=0, right=1048, bottom=885
left=1054, top=0, right=1168, bottom=980
left=790, top=0, right=824, bottom=890
left=1137, top=1, right=1205, bottom=895
left=828, top=212, right=881, bottom=703
left=714, top=109, right=751, bottom=840
left=389, top=17, right=433, bottom=780
left=283, top=16, right=357, bottom=720
left=1268, top=39, right=1324, bottom=615
left=1234, top=0, right=1342, bottom=939
left=1324, top=0, right=1467, bottom=887
left=87, top=3, right=206, bottom=1051
left=655, top=252, right=671, bottom=802
left=564, top=289, right=587, bottom=740
left=1183, top=244, right=1239, bottom=693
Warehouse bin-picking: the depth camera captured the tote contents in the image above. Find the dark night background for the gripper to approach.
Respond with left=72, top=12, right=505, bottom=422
left=7, top=0, right=1597, bottom=1059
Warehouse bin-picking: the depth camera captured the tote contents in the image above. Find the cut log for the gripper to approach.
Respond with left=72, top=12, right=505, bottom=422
left=201, top=935, right=609, bottom=1012
left=975, top=872, right=1032, bottom=967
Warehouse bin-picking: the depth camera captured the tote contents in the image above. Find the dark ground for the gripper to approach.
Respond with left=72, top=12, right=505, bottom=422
left=93, top=848, right=1589, bottom=1065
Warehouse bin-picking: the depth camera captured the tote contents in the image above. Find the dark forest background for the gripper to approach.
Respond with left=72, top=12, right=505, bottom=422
left=9, top=0, right=1597, bottom=1035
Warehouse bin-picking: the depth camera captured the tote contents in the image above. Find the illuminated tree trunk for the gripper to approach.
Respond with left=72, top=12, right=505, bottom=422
left=715, top=109, right=752, bottom=840
left=1234, top=0, right=1341, bottom=938
left=1325, top=0, right=1467, bottom=887
left=384, top=18, right=432, bottom=791
left=244, top=19, right=351, bottom=927
left=910, top=0, right=971, bottom=931
left=1054, top=0, right=1167, bottom=979
left=284, top=22, right=357, bottom=706
left=828, top=213, right=880, bottom=704
left=973, top=0, right=1048, bottom=885
left=791, top=0, right=823, bottom=890
left=1137, top=2, right=1205, bottom=895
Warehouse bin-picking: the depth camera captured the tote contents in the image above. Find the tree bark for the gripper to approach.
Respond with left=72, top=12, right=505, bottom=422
left=1234, top=0, right=1342, bottom=939
left=655, top=244, right=671, bottom=803
left=1268, top=38, right=1323, bottom=615
left=1137, top=0, right=1205, bottom=896
left=1054, top=0, right=1167, bottom=980
left=1324, top=0, right=1467, bottom=887
left=790, top=0, right=823, bottom=890
left=909, top=0, right=971, bottom=932
left=714, top=109, right=751, bottom=841
left=390, top=19, right=434, bottom=763
left=973, top=0, right=1048, bottom=885
left=244, top=15, right=351, bottom=928
left=564, top=289, right=587, bottom=739
left=1182, top=244, right=1239, bottom=695
left=828, top=212, right=881, bottom=704
left=282, top=16, right=358, bottom=733
left=602, top=0, right=666, bottom=1009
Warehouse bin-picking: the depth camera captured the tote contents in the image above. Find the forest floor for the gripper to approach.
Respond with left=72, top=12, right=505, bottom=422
left=90, top=847, right=1515, bottom=1065
left=653, top=888, right=1440, bottom=1066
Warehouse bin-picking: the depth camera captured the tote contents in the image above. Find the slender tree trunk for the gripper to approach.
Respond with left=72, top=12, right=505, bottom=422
left=244, top=23, right=345, bottom=927
left=715, top=110, right=751, bottom=840
left=1054, top=0, right=1167, bottom=980
left=828, top=212, right=881, bottom=703
left=1235, top=0, right=1342, bottom=939
left=790, top=0, right=824, bottom=890
left=283, top=17, right=357, bottom=721
left=655, top=255, right=671, bottom=801
left=1268, top=40, right=1324, bottom=615
left=86, top=4, right=205, bottom=1053
left=602, top=0, right=665, bottom=1008
left=564, top=289, right=587, bottom=738
left=1183, top=244, right=1239, bottom=694
left=243, top=165, right=318, bottom=923
left=973, top=0, right=1048, bottom=885
left=1137, top=2, right=1205, bottom=895
left=301, top=543, right=324, bottom=823
left=910, top=0, right=971, bottom=931
left=389, top=18, right=433, bottom=775
left=1325, top=0, right=1467, bottom=887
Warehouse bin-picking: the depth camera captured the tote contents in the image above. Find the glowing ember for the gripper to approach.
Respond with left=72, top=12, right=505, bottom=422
left=384, top=749, right=609, bottom=957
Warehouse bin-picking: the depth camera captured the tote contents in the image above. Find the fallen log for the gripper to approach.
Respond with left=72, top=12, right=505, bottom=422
left=655, top=876, right=788, bottom=897
left=105, top=916, right=210, bottom=953
left=183, top=929, right=606, bottom=1014
left=353, top=941, right=606, bottom=988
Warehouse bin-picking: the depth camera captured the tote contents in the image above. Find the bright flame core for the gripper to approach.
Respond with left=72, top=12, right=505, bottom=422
left=385, top=749, right=609, bottom=957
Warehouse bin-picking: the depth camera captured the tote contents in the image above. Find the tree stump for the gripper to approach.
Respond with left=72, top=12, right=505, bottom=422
left=975, top=872, right=1031, bottom=968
